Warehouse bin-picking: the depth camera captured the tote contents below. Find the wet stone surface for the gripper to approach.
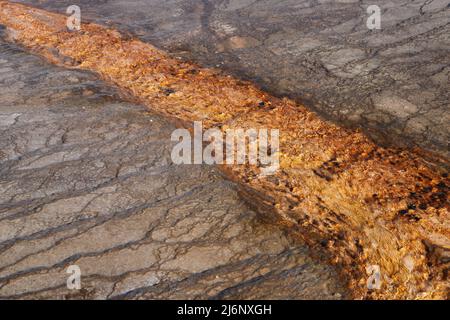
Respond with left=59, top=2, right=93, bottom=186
left=12, top=0, right=450, bottom=162
left=0, top=40, right=348, bottom=299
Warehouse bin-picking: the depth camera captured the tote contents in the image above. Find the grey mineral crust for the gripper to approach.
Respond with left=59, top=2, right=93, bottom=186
left=0, top=40, right=347, bottom=299
left=13, top=0, right=450, bottom=161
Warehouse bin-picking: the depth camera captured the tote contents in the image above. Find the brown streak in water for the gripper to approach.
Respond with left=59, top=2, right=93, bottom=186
left=0, top=1, right=448, bottom=299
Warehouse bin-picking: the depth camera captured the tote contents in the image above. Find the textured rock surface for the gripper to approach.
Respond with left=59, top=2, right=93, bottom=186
left=0, top=39, right=348, bottom=299
left=0, top=2, right=447, bottom=299
left=12, top=0, right=450, bottom=162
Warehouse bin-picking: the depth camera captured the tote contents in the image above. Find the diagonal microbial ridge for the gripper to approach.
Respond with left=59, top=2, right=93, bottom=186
left=0, top=1, right=448, bottom=299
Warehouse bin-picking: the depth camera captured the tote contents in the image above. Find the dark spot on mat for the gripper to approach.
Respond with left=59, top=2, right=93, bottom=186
left=160, top=86, right=175, bottom=96
left=419, top=203, right=427, bottom=210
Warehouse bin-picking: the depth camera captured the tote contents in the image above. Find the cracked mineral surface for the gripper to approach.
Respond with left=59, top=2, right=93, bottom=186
left=0, top=1, right=448, bottom=300
left=10, top=0, right=450, bottom=163
left=0, top=39, right=348, bottom=299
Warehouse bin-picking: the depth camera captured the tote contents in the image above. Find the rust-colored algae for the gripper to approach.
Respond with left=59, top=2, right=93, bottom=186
left=0, top=1, right=448, bottom=299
